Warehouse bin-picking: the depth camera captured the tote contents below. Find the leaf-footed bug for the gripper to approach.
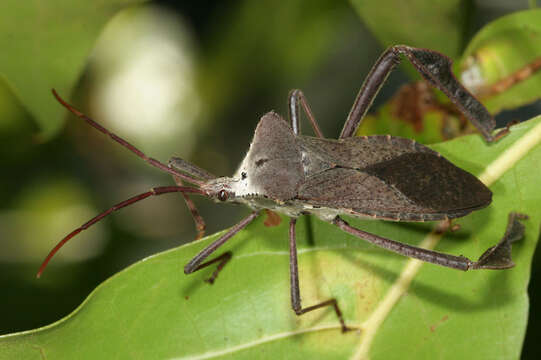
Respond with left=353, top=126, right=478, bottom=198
left=38, top=45, right=528, bottom=333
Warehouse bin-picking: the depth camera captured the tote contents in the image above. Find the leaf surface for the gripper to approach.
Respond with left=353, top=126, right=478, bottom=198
left=1, top=117, right=540, bottom=359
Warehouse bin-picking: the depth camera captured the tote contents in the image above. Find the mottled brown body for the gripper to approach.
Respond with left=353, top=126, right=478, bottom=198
left=228, top=112, right=491, bottom=223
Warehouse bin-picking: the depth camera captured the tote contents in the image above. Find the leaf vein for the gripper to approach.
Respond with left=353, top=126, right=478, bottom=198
left=352, top=119, right=541, bottom=360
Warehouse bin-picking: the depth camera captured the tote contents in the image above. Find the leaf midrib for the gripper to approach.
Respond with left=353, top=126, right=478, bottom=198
left=352, top=118, right=541, bottom=360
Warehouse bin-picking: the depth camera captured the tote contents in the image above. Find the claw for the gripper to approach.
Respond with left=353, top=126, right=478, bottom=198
left=472, top=212, right=528, bottom=270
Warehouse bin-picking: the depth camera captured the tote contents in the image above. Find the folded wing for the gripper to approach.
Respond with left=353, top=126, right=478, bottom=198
left=296, top=137, right=491, bottom=221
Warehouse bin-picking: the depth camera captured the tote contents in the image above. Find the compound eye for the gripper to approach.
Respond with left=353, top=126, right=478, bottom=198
left=217, top=190, right=229, bottom=202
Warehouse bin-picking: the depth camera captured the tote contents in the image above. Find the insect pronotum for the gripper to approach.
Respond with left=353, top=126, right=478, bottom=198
left=38, top=45, right=527, bottom=332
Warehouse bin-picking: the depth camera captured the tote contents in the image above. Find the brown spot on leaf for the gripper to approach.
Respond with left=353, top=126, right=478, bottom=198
left=263, top=209, right=282, bottom=227
left=430, top=314, right=449, bottom=332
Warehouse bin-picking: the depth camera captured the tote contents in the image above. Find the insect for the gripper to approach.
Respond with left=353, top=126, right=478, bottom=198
left=38, top=45, right=527, bottom=332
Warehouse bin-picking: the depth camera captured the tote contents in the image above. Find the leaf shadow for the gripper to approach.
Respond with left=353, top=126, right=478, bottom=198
left=327, top=207, right=519, bottom=312
left=337, top=249, right=517, bottom=313
left=304, top=215, right=316, bottom=247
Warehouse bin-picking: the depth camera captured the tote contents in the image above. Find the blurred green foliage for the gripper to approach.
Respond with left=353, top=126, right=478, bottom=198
left=351, top=0, right=472, bottom=58
left=0, top=0, right=146, bottom=139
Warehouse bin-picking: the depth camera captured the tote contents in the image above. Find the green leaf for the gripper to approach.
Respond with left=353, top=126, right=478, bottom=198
left=0, top=0, right=145, bottom=139
left=350, top=0, right=470, bottom=60
left=458, top=9, right=541, bottom=113
left=1, top=117, right=540, bottom=359
left=356, top=102, right=465, bottom=144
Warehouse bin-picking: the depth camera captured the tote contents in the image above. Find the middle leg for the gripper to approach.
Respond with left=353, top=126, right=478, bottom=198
left=289, top=218, right=350, bottom=332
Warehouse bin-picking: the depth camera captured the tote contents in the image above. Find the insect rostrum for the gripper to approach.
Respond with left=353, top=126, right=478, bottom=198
left=38, top=45, right=527, bottom=332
